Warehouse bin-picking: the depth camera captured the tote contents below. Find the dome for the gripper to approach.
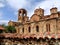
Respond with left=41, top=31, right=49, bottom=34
left=18, top=8, right=27, bottom=14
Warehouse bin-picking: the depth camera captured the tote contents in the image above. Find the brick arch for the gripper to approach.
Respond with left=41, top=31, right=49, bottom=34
left=27, top=24, right=31, bottom=33
left=18, top=8, right=27, bottom=14
left=41, top=21, right=49, bottom=34
left=20, top=26, right=25, bottom=34
left=46, top=23, right=50, bottom=32
left=28, top=26, right=31, bottom=33
left=30, top=14, right=40, bottom=22
left=18, top=8, right=27, bottom=16
left=45, top=20, right=55, bottom=34
left=36, top=25, right=39, bottom=32
left=33, top=24, right=40, bottom=33
left=34, top=24, right=40, bottom=28
left=22, top=27, right=24, bottom=33
left=47, top=21, right=56, bottom=34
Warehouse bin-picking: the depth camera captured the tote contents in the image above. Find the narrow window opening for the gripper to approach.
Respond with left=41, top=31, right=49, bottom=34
left=36, top=26, right=39, bottom=32
left=22, top=28, right=24, bottom=33
left=46, top=24, right=50, bottom=32
left=29, top=27, right=31, bottom=32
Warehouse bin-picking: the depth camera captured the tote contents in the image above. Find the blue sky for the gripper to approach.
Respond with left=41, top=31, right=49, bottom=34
left=0, top=0, right=60, bottom=25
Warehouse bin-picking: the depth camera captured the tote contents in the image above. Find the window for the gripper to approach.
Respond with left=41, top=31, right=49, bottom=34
left=22, top=28, right=24, bottom=33
left=36, top=26, right=39, bottom=32
left=28, top=27, right=31, bottom=32
left=46, top=24, right=50, bottom=32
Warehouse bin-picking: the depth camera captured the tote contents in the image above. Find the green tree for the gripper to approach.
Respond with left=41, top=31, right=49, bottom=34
left=5, top=26, right=16, bottom=33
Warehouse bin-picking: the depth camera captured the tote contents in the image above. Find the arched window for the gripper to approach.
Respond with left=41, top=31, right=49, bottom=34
left=46, top=24, right=50, bottom=32
left=22, top=28, right=24, bottom=33
left=36, top=26, right=39, bottom=32
left=28, top=27, right=31, bottom=32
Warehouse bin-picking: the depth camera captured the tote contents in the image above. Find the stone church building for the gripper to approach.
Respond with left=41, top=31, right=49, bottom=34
left=8, top=7, right=60, bottom=37
left=0, top=7, right=60, bottom=45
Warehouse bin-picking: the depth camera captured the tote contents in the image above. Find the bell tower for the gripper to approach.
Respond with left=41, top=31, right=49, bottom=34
left=18, top=8, right=28, bottom=23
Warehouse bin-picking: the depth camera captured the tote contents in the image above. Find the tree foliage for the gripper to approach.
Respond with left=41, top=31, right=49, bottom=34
left=1, top=24, right=16, bottom=33
left=5, top=26, right=16, bottom=33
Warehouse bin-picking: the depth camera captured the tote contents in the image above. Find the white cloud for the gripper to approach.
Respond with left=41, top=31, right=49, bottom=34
left=35, top=0, right=60, bottom=15
left=6, top=0, right=35, bottom=17
left=3, top=0, right=60, bottom=25
left=6, top=0, right=28, bottom=10
left=0, top=20, right=9, bottom=25
left=6, top=0, right=60, bottom=17
left=0, top=3, right=5, bottom=8
left=0, top=12, right=8, bottom=25
left=6, top=0, right=28, bottom=17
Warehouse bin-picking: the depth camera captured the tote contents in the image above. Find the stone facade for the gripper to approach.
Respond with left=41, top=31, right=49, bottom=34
left=8, top=7, right=60, bottom=35
left=4, top=7, right=60, bottom=45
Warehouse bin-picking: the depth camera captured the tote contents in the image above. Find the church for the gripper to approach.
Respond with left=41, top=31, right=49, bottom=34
left=0, top=7, right=60, bottom=45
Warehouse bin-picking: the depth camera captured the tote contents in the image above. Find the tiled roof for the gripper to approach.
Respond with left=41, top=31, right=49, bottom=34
left=0, top=33, right=60, bottom=39
left=0, top=26, right=5, bottom=30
